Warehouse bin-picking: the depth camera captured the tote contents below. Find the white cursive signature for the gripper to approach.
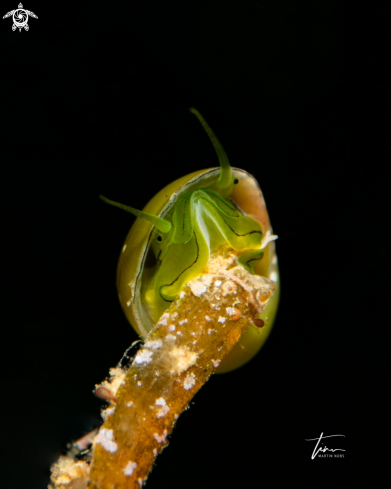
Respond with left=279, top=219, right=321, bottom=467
left=305, top=433, right=345, bottom=459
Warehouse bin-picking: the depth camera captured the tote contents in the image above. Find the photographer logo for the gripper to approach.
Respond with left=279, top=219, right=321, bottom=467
left=305, top=432, right=345, bottom=459
left=3, top=3, right=38, bottom=32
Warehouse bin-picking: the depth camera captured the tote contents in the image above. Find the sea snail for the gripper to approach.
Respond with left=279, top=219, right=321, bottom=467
left=101, top=108, right=280, bottom=373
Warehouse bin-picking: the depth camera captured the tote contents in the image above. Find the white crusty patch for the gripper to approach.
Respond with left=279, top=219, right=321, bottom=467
left=100, top=367, right=126, bottom=398
left=208, top=329, right=216, bottom=334
left=127, top=401, right=134, bottom=407
left=153, top=448, right=158, bottom=457
left=50, top=457, right=89, bottom=487
left=101, top=406, right=115, bottom=419
left=171, top=312, right=178, bottom=319
left=179, top=319, right=188, bottom=325
left=96, top=429, right=118, bottom=453
left=205, top=315, right=212, bottom=322
left=155, top=397, right=166, bottom=406
left=168, top=325, right=176, bottom=332
left=135, top=349, right=153, bottom=365
left=166, top=334, right=176, bottom=341
left=153, top=430, right=168, bottom=443
left=218, top=316, right=226, bottom=324
left=189, top=281, right=207, bottom=297
left=211, top=359, right=221, bottom=368
left=158, top=312, right=170, bottom=326
left=183, top=372, right=196, bottom=390
left=179, top=291, right=186, bottom=299
left=123, top=461, right=137, bottom=476
left=169, top=347, right=198, bottom=374
left=226, top=307, right=236, bottom=316
left=215, top=280, right=222, bottom=287
left=157, top=405, right=170, bottom=418
left=145, top=339, right=163, bottom=350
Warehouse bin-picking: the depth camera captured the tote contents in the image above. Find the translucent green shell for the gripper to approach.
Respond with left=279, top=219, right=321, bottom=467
left=114, top=109, right=279, bottom=373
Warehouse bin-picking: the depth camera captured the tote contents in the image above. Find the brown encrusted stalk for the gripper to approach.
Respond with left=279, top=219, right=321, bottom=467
left=49, top=247, right=275, bottom=489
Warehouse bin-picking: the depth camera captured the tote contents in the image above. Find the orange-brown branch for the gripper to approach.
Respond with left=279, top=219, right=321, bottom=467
left=49, top=249, right=275, bottom=489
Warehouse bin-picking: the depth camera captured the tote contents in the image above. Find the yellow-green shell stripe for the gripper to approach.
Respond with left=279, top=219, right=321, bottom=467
left=117, top=168, right=221, bottom=337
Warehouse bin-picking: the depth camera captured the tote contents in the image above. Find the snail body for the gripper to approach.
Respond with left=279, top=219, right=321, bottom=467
left=103, top=109, right=279, bottom=373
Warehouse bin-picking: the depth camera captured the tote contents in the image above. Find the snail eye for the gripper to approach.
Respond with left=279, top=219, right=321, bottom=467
left=233, top=178, right=239, bottom=185
left=156, top=235, right=163, bottom=243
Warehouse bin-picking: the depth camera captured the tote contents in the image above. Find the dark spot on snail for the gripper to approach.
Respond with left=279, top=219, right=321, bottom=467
left=157, top=236, right=163, bottom=242
left=253, top=318, right=265, bottom=328
left=233, top=178, right=239, bottom=184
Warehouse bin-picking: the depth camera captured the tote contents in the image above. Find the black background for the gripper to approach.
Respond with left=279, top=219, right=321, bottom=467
left=1, top=1, right=388, bottom=487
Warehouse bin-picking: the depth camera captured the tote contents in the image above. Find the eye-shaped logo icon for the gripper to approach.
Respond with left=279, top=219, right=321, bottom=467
left=3, top=3, right=38, bottom=32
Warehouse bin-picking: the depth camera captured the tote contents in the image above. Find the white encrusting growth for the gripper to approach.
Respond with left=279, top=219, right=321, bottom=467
left=158, top=312, right=170, bottom=326
left=49, top=456, right=89, bottom=488
left=153, top=430, right=168, bottom=443
left=211, top=359, right=221, bottom=368
left=189, top=281, right=207, bottom=297
left=156, top=405, right=170, bottom=418
left=207, top=329, right=216, bottom=334
left=215, top=280, right=222, bottom=287
left=183, top=372, right=196, bottom=390
left=168, top=325, right=176, bottom=332
left=166, top=334, right=176, bottom=341
left=179, top=291, right=185, bottom=299
left=127, top=401, right=134, bottom=407
left=169, top=346, right=198, bottom=374
left=205, top=315, right=212, bottom=322
left=145, top=339, right=163, bottom=350
left=179, top=319, right=188, bottom=325
left=102, top=406, right=115, bottom=419
left=98, top=367, right=126, bottom=400
left=226, top=307, right=236, bottom=316
left=171, top=312, right=178, bottom=318
left=96, top=428, right=118, bottom=453
left=218, top=316, right=226, bottom=324
left=135, top=349, right=153, bottom=365
left=123, top=461, right=137, bottom=476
